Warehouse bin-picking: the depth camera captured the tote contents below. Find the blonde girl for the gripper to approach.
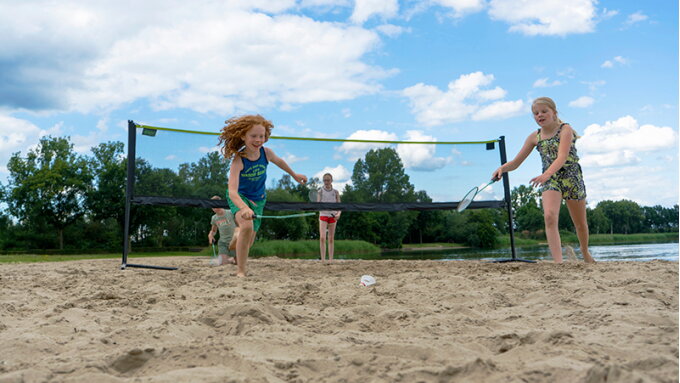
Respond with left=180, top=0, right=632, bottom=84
left=492, top=97, right=595, bottom=263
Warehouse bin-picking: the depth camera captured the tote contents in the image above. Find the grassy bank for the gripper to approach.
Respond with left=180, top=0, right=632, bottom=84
left=0, top=240, right=380, bottom=263
left=250, top=240, right=380, bottom=257
left=0, top=233, right=675, bottom=264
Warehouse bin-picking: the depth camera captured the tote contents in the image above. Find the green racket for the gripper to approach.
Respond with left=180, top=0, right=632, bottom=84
left=210, top=239, right=220, bottom=265
left=253, top=212, right=316, bottom=219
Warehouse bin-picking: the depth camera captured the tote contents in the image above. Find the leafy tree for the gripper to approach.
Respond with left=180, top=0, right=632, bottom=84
left=339, top=148, right=418, bottom=248
left=587, top=207, right=610, bottom=234
left=463, top=210, right=499, bottom=248
left=4, top=136, right=91, bottom=249
left=643, top=205, right=679, bottom=232
left=597, top=200, right=644, bottom=234
left=178, top=151, right=230, bottom=198
left=87, top=141, right=126, bottom=221
left=515, top=203, right=544, bottom=232
left=406, top=190, right=447, bottom=244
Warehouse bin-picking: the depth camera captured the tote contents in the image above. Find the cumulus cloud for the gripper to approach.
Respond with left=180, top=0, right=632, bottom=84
left=569, top=96, right=595, bottom=108
left=488, top=0, right=597, bottom=36
left=282, top=153, right=309, bottom=165
left=577, top=116, right=678, bottom=205
left=395, top=131, right=450, bottom=171
left=579, top=116, right=677, bottom=154
left=350, top=0, right=399, bottom=24
left=336, top=130, right=396, bottom=161
left=533, top=78, right=563, bottom=88
left=0, top=114, right=54, bottom=177
left=625, top=11, right=648, bottom=26
left=601, top=56, right=628, bottom=68
left=431, top=0, right=486, bottom=18
left=402, top=72, right=524, bottom=126
left=0, top=1, right=391, bottom=114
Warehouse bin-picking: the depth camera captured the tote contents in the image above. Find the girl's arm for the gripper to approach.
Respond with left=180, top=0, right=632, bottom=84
left=228, top=156, right=254, bottom=218
left=265, top=147, right=308, bottom=184
left=492, top=132, right=537, bottom=180
left=530, top=125, right=574, bottom=187
left=208, top=224, right=217, bottom=244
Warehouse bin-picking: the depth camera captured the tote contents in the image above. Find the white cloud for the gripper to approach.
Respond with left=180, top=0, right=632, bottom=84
left=375, top=24, right=408, bottom=37
left=569, top=96, right=595, bottom=108
left=601, top=56, right=628, bottom=68
left=533, top=78, right=563, bottom=88
left=473, top=100, right=524, bottom=121
left=488, top=0, right=597, bottom=36
left=395, top=131, right=450, bottom=171
left=625, top=11, right=648, bottom=26
left=576, top=116, right=678, bottom=205
left=0, top=115, right=43, bottom=175
left=579, top=150, right=640, bottom=167
left=432, top=0, right=485, bottom=18
left=350, top=0, right=399, bottom=24
left=402, top=72, right=524, bottom=126
left=282, top=153, right=309, bottom=165
left=579, top=116, right=677, bottom=154
left=0, top=1, right=391, bottom=114
left=584, top=165, right=676, bottom=207
left=198, top=146, right=219, bottom=154
left=336, top=130, right=396, bottom=161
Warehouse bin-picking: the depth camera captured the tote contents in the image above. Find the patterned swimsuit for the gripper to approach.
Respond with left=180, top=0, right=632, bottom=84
left=536, top=123, right=587, bottom=200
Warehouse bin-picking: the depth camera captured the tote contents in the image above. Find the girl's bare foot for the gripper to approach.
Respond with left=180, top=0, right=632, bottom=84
left=583, top=251, right=596, bottom=263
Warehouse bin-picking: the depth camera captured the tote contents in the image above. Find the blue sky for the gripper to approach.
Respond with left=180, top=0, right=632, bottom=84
left=0, top=0, right=677, bottom=207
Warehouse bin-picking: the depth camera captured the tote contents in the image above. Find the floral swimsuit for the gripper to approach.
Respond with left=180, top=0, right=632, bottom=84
left=536, top=123, right=587, bottom=200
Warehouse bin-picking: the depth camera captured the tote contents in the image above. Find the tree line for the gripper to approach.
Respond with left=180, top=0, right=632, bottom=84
left=0, top=136, right=677, bottom=252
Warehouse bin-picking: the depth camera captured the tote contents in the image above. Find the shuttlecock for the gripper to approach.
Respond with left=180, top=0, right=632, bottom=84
left=360, top=275, right=376, bottom=286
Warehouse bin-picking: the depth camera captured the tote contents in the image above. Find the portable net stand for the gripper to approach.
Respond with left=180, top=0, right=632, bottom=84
left=121, top=120, right=532, bottom=270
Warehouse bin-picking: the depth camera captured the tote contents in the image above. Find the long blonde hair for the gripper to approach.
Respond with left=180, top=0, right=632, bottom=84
left=218, top=115, right=273, bottom=159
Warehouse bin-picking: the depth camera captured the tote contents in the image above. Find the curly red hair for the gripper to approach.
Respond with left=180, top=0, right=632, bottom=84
left=218, top=114, right=273, bottom=159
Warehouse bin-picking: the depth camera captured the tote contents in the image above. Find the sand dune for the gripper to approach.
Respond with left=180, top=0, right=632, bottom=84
left=0, top=257, right=677, bottom=382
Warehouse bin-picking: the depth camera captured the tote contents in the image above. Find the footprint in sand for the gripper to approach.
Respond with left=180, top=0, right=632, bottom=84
left=110, top=348, right=155, bottom=374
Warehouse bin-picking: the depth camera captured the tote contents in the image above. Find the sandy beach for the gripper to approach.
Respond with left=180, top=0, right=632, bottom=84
left=0, top=257, right=677, bottom=382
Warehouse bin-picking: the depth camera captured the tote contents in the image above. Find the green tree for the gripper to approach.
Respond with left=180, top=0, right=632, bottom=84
left=597, top=200, right=644, bottom=234
left=339, top=148, right=418, bottom=248
left=4, top=136, right=92, bottom=249
left=87, top=141, right=126, bottom=219
left=463, top=210, right=499, bottom=248
left=178, top=151, right=230, bottom=198
left=643, top=205, right=679, bottom=232
left=587, top=207, right=610, bottom=234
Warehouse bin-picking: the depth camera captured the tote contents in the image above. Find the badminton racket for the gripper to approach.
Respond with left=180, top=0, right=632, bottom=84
left=457, top=178, right=498, bottom=213
left=210, top=238, right=220, bottom=265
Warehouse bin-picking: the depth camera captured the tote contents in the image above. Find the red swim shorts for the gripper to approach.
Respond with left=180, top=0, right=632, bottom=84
left=319, top=216, right=337, bottom=224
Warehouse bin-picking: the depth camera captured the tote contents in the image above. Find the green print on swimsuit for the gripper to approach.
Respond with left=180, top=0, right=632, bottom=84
left=536, top=123, right=587, bottom=200
left=241, top=164, right=266, bottom=181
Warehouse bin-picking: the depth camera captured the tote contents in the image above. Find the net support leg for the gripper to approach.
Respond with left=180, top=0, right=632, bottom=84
left=121, top=120, right=178, bottom=271
left=493, top=136, right=535, bottom=264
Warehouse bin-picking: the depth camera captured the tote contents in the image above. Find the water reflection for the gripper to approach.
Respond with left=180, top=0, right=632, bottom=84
left=293, top=242, right=679, bottom=262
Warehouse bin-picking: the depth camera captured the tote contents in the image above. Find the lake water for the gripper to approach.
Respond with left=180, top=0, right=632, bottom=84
left=321, top=242, right=679, bottom=262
